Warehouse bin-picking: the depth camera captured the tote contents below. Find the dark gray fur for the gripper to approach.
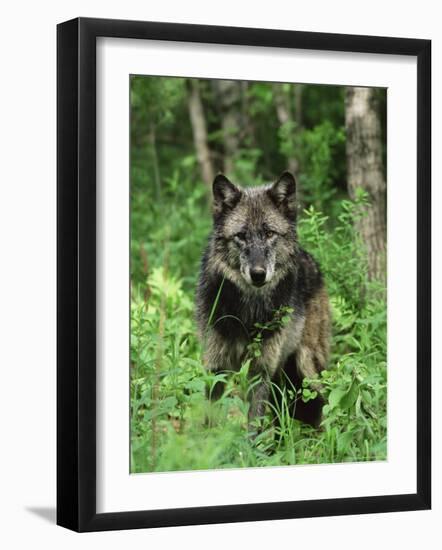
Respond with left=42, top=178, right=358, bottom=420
left=196, top=172, right=331, bottom=428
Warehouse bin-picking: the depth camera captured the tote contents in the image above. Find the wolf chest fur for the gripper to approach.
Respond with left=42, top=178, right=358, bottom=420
left=196, top=172, right=331, bottom=428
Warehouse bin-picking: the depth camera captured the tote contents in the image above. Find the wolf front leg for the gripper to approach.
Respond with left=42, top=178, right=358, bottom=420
left=248, top=375, right=271, bottom=423
left=247, top=336, right=282, bottom=427
left=203, top=330, right=243, bottom=400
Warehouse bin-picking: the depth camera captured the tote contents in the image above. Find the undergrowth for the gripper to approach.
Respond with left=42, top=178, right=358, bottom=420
left=130, top=187, right=387, bottom=473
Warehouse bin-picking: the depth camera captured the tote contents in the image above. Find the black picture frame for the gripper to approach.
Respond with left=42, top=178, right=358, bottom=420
left=57, top=17, right=431, bottom=532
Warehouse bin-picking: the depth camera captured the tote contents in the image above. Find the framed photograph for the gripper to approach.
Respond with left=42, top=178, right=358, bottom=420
left=57, top=17, right=431, bottom=532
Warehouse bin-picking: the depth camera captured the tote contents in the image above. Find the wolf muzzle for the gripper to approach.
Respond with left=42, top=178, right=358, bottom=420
left=250, top=267, right=266, bottom=287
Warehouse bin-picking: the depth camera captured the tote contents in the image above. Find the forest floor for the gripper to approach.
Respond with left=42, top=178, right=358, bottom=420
left=130, top=186, right=387, bottom=473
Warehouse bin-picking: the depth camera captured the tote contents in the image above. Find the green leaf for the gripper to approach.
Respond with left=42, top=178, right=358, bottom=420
left=340, top=378, right=359, bottom=410
left=143, top=396, right=178, bottom=421
left=301, top=387, right=318, bottom=403
left=337, top=430, right=354, bottom=454
left=328, top=387, right=346, bottom=409
left=361, top=389, right=373, bottom=405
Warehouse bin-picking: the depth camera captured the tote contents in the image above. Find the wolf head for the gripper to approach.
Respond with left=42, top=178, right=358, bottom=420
left=211, top=172, right=298, bottom=290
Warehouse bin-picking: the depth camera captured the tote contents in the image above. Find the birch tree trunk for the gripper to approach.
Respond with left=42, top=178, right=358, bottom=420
left=240, top=81, right=256, bottom=148
left=273, top=84, right=299, bottom=178
left=148, top=122, right=161, bottom=200
left=345, top=87, right=386, bottom=282
left=187, top=79, right=214, bottom=188
left=293, top=84, right=303, bottom=129
left=214, top=80, right=241, bottom=175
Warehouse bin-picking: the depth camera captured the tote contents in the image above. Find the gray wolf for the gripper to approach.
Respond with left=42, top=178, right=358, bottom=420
left=196, top=172, right=331, bottom=429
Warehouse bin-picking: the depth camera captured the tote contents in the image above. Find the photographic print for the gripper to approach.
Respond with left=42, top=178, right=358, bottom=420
left=130, top=76, right=387, bottom=474
left=57, top=18, right=430, bottom=531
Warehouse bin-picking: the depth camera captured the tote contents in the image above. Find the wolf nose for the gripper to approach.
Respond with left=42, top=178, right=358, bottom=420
left=250, top=268, right=266, bottom=286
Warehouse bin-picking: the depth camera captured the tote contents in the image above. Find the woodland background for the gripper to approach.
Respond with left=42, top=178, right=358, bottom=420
left=130, top=77, right=387, bottom=473
left=2, top=1, right=438, bottom=547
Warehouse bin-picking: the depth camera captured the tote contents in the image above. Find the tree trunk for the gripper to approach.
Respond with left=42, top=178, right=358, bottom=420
left=187, top=79, right=214, bottom=188
left=214, top=80, right=241, bottom=175
left=240, top=81, right=256, bottom=147
left=148, top=122, right=161, bottom=200
left=345, top=87, right=386, bottom=282
left=293, top=84, right=303, bottom=129
left=273, top=84, right=300, bottom=178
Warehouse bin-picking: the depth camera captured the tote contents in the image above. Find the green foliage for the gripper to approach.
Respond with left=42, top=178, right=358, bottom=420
left=295, top=121, right=346, bottom=210
left=130, top=168, right=210, bottom=292
left=130, top=76, right=387, bottom=473
left=298, top=189, right=370, bottom=309
left=131, top=76, right=186, bottom=134
left=130, top=194, right=387, bottom=473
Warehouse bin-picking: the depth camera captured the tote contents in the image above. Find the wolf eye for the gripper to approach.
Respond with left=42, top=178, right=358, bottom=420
left=234, top=232, right=246, bottom=241
left=265, top=229, right=275, bottom=238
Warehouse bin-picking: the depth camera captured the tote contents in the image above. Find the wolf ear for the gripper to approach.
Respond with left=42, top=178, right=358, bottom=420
left=268, top=171, right=297, bottom=218
left=212, top=174, right=241, bottom=216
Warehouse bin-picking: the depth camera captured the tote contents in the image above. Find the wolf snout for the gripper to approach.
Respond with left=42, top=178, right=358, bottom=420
left=250, top=267, right=267, bottom=287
